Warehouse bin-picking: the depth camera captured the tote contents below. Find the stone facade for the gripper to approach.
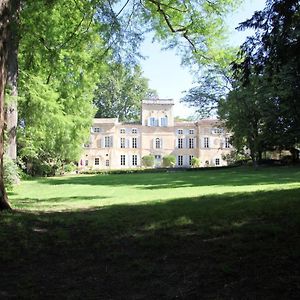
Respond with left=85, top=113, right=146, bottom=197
left=79, top=99, right=233, bottom=170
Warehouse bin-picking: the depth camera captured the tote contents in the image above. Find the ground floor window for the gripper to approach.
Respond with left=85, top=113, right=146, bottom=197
left=121, top=155, right=126, bottom=166
left=132, top=155, right=138, bottom=166
left=105, top=160, right=110, bottom=167
left=215, top=158, right=220, bottom=166
left=85, top=160, right=88, bottom=166
left=177, top=155, right=183, bottom=166
left=95, top=158, right=100, bottom=166
left=189, top=155, right=193, bottom=166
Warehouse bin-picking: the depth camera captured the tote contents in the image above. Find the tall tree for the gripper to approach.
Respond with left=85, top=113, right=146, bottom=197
left=0, top=0, right=242, bottom=209
left=94, top=64, right=151, bottom=121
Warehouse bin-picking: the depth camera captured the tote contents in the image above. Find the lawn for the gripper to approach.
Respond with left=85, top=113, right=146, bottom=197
left=1, top=166, right=300, bottom=299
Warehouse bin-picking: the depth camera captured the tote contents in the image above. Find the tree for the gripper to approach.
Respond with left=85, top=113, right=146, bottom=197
left=0, top=0, right=243, bottom=209
left=232, top=0, right=300, bottom=161
left=93, top=64, right=151, bottom=122
left=162, top=155, right=175, bottom=167
left=142, top=155, right=154, bottom=168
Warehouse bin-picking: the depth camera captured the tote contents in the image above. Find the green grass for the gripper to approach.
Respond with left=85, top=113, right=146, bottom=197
left=1, top=166, right=300, bottom=299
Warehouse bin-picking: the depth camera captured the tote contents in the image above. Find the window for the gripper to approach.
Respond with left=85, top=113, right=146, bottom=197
left=189, top=129, right=194, bottom=135
left=105, top=160, right=110, bottom=167
left=178, top=138, right=183, bottom=149
left=93, top=127, right=100, bottom=133
left=120, top=128, right=125, bottom=134
left=105, top=136, right=112, bottom=148
left=161, top=117, right=168, bottom=127
left=212, top=128, right=223, bottom=134
left=177, top=129, right=183, bottom=135
left=83, top=143, right=90, bottom=148
left=120, top=137, right=125, bottom=148
left=94, top=158, right=100, bottom=166
left=85, top=160, right=88, bottom=166
left=215, top=158, right=220, bottom=166
left=204, top=137, right=209, bottom=148
left=154, top=155, right=161, bottom=160
left=188, top=138, right=194, bottom=149
left=120, top=155, right=126, bottom=166
left=177, top=155, right=183, bottom=166
left=132, top=128, right=137, bottom=134
left=132, top=155, right=138, bottom=166
left=150, top=117, right=156, bottom=126
left=189, top=155, right=194, bottom=166
left=132, top=137, right=137, bottom=148
left=225, top=137, right=230, bottom=148
left=155, top=138, right=161, bottom=149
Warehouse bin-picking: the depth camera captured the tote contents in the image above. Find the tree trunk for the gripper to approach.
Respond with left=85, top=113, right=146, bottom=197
left=5, top=18, right=18, bottom=160
left=0, top=0, right=20, bottom=210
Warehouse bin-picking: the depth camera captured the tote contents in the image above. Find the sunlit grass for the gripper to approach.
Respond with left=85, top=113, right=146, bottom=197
left=9, top=166, right=300, bottom=211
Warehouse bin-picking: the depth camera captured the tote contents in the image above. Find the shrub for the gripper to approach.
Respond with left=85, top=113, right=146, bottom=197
left=162, top=155, right=175, bottom=167
left=142, top=155, right=155, bottom=167
left=4, top=155, right=20, bottom=190
left=191, top=157, right=200, bottom=168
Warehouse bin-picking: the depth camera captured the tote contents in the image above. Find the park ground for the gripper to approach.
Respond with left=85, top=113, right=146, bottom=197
left=1, top=166, right=300, bottom=299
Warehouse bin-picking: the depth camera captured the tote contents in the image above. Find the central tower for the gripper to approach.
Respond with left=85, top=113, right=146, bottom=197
left=141, top=99, right=174, bottom=127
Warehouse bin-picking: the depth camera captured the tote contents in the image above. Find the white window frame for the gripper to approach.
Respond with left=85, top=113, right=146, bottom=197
left=120, top=155, right=126, bottom=166
left=225, top=137, right=230, bottom=148
left=204, top=137, right=209, bottom=148
left=120, top=137, right=125, bottom=148
left=178, top=138, right=183, bottom=149
left=93, top=127, right=100, bottom=133
left=120, top=128, right=126, bottom=134
left=132, top=155, right=138, bottom=166
left=132, top=128, right=138, bottom=134
left=94, top=158, right=100, bottom=166
left=155, top=138, right=161, bottom=149
left=189, top=155, right=193, bottom=166
left=132, top=137, right=137, bottom=148
left=104, top=136, right=111, bottom=148
left=177, top=129, right=183, bottom=135
left=189, top=129, right=194, bottom=135
left=177, top=155, right=183, bottom=166
left=215, top=158, right=220, bottom=166
left=188, top=138, right=194, bottom=149
left=105, top=160, right=110, bottom=167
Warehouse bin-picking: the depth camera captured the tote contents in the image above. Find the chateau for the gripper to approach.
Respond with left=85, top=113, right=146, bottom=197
left=79, top=99, right=232, bottom=170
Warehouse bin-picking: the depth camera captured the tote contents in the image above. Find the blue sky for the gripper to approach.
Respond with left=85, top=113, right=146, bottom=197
left=140, top=0, right=266, bottom=118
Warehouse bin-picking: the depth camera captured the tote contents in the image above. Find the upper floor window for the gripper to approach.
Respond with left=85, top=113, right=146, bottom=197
left=177, top=129, right=183, bottom=135
left=155, top=138, right=161, bottom=149
left=120, top=137, right=125, bottom=148
left=178, top=138, right=183, bottom=149
left=132, top=137, right=137, bottom=148
left=204, top=137, right=209, bottom=148
left=212, top=128, right=223, bottom=134
left=189, top=129, right=194, bottom=135
left=188, top=138, right=194, bottom=149
left=120, top=128, right=126, bottom=134
left=149, top=117, right=159, bottom=126
left=93, top=127, right=100, bottom=133
left=105, top=136, right=112, bottom=148
left=132, top=128, right=137, bottom=134
left=225, top=137, right=230, bottom=148
left=161, top=117, right=168, bottom=127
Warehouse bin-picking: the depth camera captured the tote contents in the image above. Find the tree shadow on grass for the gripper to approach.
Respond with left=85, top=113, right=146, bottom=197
left=36, top=166, right=300, bottom=190
left=1, top=187, right=300, bottom=299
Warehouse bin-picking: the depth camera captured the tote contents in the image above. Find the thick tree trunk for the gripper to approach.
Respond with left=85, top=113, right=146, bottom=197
left=0, top=0, right=20, bottom=210
left=5, top=30, right=18, bottom=160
